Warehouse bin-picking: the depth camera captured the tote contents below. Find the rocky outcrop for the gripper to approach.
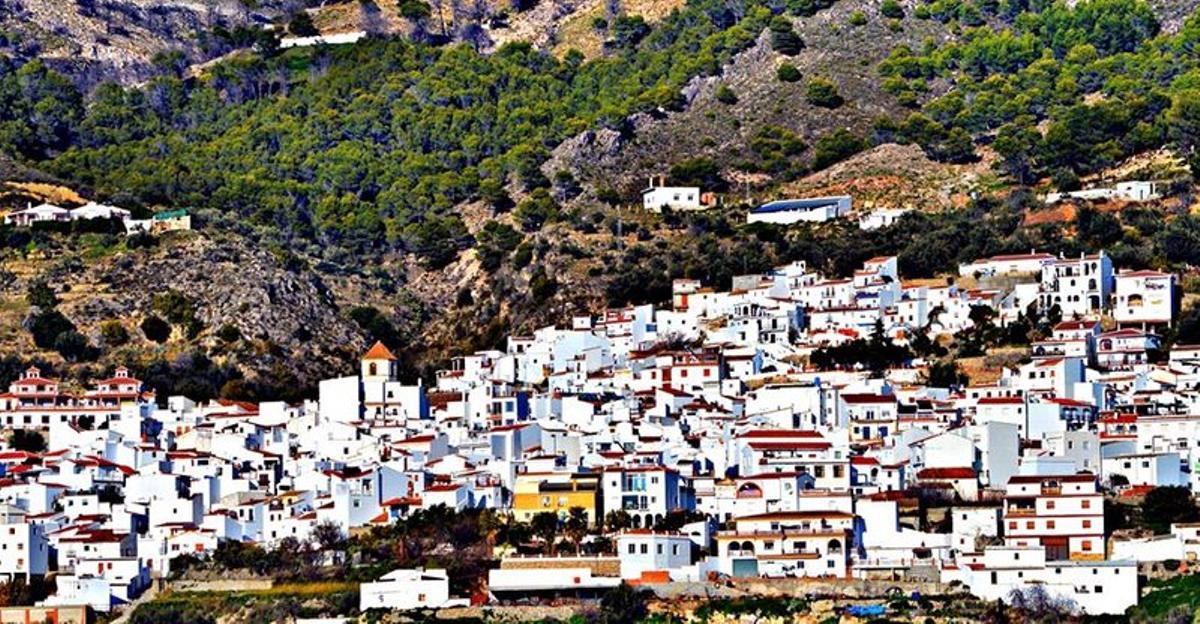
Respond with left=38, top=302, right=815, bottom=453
left=53, top=233, right=367, bottom=388
left=548, top=5, right=957, bottom=194
left=1, top=0, right=275, bottom=89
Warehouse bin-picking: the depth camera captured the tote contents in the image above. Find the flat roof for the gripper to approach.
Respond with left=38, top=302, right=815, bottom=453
left=752, top=196, right=850, bottom=214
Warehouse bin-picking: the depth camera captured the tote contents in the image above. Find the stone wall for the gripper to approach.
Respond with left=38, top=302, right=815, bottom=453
left=728, top=577, right=955, bottom=598
left=430, top=605, right=583, bottom=622
left=168, top=578, right=276, bottom=592
left=499, top=555, right=621, bottom=577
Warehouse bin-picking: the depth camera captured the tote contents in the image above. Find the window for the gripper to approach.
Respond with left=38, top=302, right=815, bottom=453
left=628, top=544, right=636, bottom=554
left=1026, top=521, right=1034, bottom=530
left=1082, top=540, right=1092, bottom=552
left=1082, top=500, right=1091, bottom=509
left=1046, top=500, right=1055, bottom=510
left=640, top=544, right=648, bottom=554
left=1047, top=520, right=1056, bottom=529
left=1083, top=520, right=1092, bottom=529
left=1008, top=521, right=1017, bottom=530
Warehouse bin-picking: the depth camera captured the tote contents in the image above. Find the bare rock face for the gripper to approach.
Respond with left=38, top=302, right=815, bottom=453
left=544, top=128, right=625, bottom=177
left=0, top=0, right=274, bottom=89
left=59, top=233, right=367, bottom=388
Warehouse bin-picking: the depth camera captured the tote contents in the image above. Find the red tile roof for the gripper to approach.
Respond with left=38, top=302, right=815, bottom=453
left=363, top=341, right=397, bottom=360
left=917, top=467, right=976, bottom=480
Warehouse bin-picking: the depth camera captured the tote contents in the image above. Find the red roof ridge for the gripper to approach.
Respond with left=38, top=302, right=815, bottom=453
left=364, top=341, right=397, bottom=361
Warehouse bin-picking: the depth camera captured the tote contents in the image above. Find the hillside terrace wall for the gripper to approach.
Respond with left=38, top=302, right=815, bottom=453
left=726, top=577, right=952, bottom=598
left=499, top=555, right=621, bottom=577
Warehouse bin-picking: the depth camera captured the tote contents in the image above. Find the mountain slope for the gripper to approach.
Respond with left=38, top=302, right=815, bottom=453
left=1, top=0, right=1200, bottom=399
left=549, top=1, right=957, bottom=192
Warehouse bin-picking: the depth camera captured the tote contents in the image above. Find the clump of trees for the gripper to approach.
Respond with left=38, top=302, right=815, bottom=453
left=24, top=280, right=98, bottom=362
left=9, top=430, right=45, bottom=453
left=810, top=322, right=913, bottom=375
left=871, top=0, right=1192, bottom=181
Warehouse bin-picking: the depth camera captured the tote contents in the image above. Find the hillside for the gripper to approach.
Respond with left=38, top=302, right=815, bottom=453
left=1, top=0, right=1200, bottom=399
left=0, top=227, right=368, bottom=395
left=547, top=0, right=959, bottom=192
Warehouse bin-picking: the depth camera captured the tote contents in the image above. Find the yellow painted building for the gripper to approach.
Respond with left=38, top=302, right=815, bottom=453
left=512, top=473, right=601, bottom=525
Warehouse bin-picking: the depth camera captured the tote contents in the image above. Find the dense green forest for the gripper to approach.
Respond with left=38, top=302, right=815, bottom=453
left=0, top=0, right=1191, bottom=272
left=0, top=0, right=809, bottom=266
left=875, top=0, right=1200, bottom=181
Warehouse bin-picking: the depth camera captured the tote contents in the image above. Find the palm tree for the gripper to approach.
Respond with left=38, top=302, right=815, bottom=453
left=564, top=507, right=590, bottom=554
left=530, top=512, right=559, bottom=555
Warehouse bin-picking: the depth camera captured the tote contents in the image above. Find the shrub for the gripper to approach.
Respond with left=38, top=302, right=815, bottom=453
left=26, top=280, right=58, bottom=309
left=805, top=77, right=844, bottom=107
left=598, top=583, right=648, bottom=623
left=514, top=189, right=561, bottom=232
left=669, top=157, right=727, bottom=191
left=611, top=15, right=650, bottom=48
left=54, top=330, right=93, bottom=362
left=475, top=221, right=524, bottom=271
left=141, top=315, right=171, bottom=343
left=848, top=10, right=867, bottom=25
left=28, top=310, right=75, bottom=349
left=125, top=231, right=157, bottom=249
left=529, top=266, right=558, bottom=302
left=715, top=84, right=738, bottom=104
left=100, top=320, right=129, bottom=347
left=512, top=242, right=533, bottom=269
left=1052, top=168, right=1081, bottom=192
left=769, top=16, right=804, bottom=55
left=216, top=324, right=242, bottom=343
left=776, top=62, right=802, bottom=82
left=347, top=306, right=399, bottom=346
left=152, top=289, right=197, bottom=325
left=881, top=0, right=904, bottom=18
left=399, top=0, right=433, bottom=20
left=287, top=11, right=319, bottom=37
